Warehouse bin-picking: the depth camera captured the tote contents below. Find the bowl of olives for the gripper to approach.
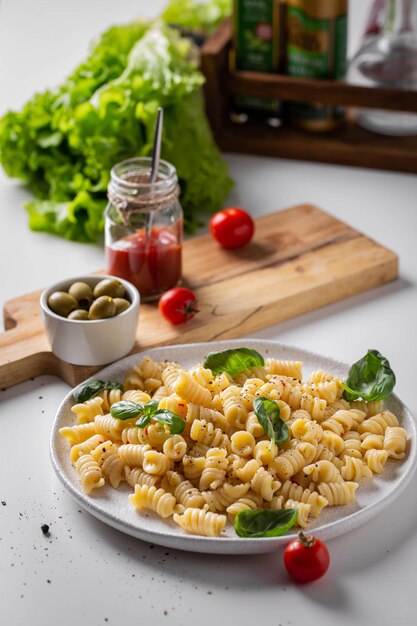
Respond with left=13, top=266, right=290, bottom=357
left=40, top=275, right=140, bottom=366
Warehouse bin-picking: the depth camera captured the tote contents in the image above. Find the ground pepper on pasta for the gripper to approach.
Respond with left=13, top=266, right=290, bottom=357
left=59, top=355, right=409, bottom=538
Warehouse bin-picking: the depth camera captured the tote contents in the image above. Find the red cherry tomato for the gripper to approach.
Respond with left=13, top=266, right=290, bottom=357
left=210, top=208, right=254, bottom=249
left=284, top=532, right=330, bottom=583
left=158, top=287, right=199, bottom=325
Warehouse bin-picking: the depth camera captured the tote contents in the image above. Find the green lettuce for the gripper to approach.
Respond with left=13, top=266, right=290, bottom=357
left=0, top=21, right=233, bottom=241
left=162, top=0, right=232, bottom=35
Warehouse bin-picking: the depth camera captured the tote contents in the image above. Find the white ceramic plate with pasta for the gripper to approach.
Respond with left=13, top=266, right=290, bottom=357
left=50, top=339, right=417, bottom=554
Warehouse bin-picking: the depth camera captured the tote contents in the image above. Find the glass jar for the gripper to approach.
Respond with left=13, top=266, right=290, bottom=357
left=348, top=0, right=417, bottom=135
left=105, top=157, right=183, bottom=301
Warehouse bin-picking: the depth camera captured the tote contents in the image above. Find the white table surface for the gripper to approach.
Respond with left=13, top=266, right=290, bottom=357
left=1, top=1, right=417, bottom=625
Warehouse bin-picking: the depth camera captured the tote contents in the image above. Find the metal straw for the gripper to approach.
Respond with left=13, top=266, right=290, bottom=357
left=146, top=107, right=164, bottom=239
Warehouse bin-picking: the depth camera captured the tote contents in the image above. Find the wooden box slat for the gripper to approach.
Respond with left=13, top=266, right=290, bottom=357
left=200, top=19, right=417, bottom=173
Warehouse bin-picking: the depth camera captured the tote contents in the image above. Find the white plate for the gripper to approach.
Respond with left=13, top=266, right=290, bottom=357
left=50, top=339, right=417, bottom=554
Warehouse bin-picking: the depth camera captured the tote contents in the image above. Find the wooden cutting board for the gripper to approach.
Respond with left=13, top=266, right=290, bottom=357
left=0, top=204, right=398, bottom=390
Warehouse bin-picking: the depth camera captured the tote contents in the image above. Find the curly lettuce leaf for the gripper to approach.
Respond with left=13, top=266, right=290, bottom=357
left=162, top=0, right=232, bottom=35
left=0, top=21, right=232, bottom=242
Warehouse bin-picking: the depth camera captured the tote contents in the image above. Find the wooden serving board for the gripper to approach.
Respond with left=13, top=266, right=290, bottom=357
left=0, top=204, right=398, bottom=390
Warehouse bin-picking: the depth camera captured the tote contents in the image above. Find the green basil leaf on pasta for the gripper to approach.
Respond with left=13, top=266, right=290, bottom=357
left=203, top=347, right=264, bottom=376
left=342, top=349, right=396, bottom=402
left=253, top=396, right=288, bottom=446
left=73, top=380, right=123, bottom=403
left=154, top=410, right=185, bottom=434
left=142, top=400, right=160, bottom=416
left=234, top=508, right=298, bottom=538
left=136, top=413, right=152, bottom=429
left=110, top=400, right=144, bottom=420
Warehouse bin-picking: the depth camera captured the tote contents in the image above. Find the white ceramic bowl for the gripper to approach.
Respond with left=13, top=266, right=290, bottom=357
left=40, top=275, right=140, bottom=366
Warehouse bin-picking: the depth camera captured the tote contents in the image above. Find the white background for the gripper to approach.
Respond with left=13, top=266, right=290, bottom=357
left=1, top=1, right=417, bottom=625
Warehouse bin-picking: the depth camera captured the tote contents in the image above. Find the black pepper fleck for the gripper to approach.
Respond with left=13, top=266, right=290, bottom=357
left=41, top=524, right=50, bottom=535
left=1, top=501, right=6, bottom=506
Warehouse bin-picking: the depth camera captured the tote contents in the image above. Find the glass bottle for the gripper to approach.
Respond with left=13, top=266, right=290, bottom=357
left=105, top=157, right=183, bottom=301
left=348, top=0, right=417, bottom=135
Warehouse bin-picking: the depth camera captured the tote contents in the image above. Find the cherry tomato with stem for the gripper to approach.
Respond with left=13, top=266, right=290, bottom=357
left=158, top=287, right=199, bottom=325
left=210, top=208, right=254, bottom=249
left=284, top=532, right=330, bottom=583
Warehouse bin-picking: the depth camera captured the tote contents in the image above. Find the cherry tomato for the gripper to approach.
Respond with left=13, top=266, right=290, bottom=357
left=284, top=532, right=330, bottom=583
left=210, top=208, right=254, bottom=249
left=158, top=287, right=199, bottom=325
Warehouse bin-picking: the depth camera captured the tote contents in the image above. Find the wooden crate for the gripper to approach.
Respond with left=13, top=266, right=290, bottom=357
left=200, top=19, right=417, bottom=174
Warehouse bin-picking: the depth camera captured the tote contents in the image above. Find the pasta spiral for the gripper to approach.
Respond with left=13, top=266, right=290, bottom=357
left=75, top=454, right=105, bottom=495
left=226, top=492, right=263, bottom=520
left=173, top=508, right=226, bottom=537
left=199, top=448, right=228, bottom=491
left=265, top=359, right=303, bottom=380
left=91, top=441, right=124, bottom=488
left=174, top=371, right=212, bottom=407
left=130, top=484, right=176, bottom=518
left=270, top=442, right=316, bottom=481
left=117, top=443, right=151, bottom=468
left=383, top=427, right=408, bottom=459
left=340, top=456, right=372, bottom=481
left=142, top=450, right=172, bottom=476
left=303, top=460, right=342, bottom=483
left=71, top=396, right=104, bottom=423
left=285, top=499, right=311, bottom=528
left=190, top=419, right=228, bottom=448
left=162, top=435, right=187, bottom=461
left=358, top=411, right=399, bottom=435
left=97, top=388, right=124, bottom=411
left=279, top=480, right=328, bottom=517
left=202, top=483, right=250, bottom=513
left=125, top=467, right=160, bottom=488
left=70, top=434, right=106, bottom=462
left=59, top=422, right=97, bottom=445
left=364, top=449, right=389, bottom=474
left=220, top=386, right=248, bottom=429
left=161, top=471, right=205, bottom=509
left=250, top=466, right=281, bottom=501
left=318, top=481, right=358, bottom=505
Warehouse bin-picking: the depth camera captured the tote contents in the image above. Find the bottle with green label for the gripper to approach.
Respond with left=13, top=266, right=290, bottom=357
left=232, top=0, right=282, bottom=120
left=284, top=0, right=348, bottom=132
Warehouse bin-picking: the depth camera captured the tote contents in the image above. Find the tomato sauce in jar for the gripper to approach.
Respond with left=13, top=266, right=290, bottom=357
left=105, top=157, right=183, bottom=300
left=106, top=225, right=182, bottom=297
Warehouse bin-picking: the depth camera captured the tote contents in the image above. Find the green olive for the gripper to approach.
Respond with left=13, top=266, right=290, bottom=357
left=113, top=298, right=131, bottom=315
left=88, top=296, right=116, bottom=320
left=48, top=291, right=78, bottom=317
left=68, top=281, right=93, bottom=309
left=68, top=309, right=89, bottom=321
left=93, top=278, right=125, bottom=299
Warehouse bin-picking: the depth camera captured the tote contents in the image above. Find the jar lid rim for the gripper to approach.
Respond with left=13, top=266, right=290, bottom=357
left=110, top=157, right=177, bottom=190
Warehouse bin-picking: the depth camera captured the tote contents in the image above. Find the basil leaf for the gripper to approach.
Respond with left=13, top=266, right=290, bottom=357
left=154, top=410, right=185, bottom=434
left=142, top=400, right=159, bottom=416
left=120, top=399, right=161, bottom=427
left=342, top=349, right=396, bottom=402
left=253, top=396, right=289, bottom=446
left=234, top=508, right=298, bottom=538
left=110, top=401, right=144, bottom=420
left=203, top=348, right=264, bottom=376
left=136, top=413, right=152, bottom=429
left=73, top=380, right=123, bottom=403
